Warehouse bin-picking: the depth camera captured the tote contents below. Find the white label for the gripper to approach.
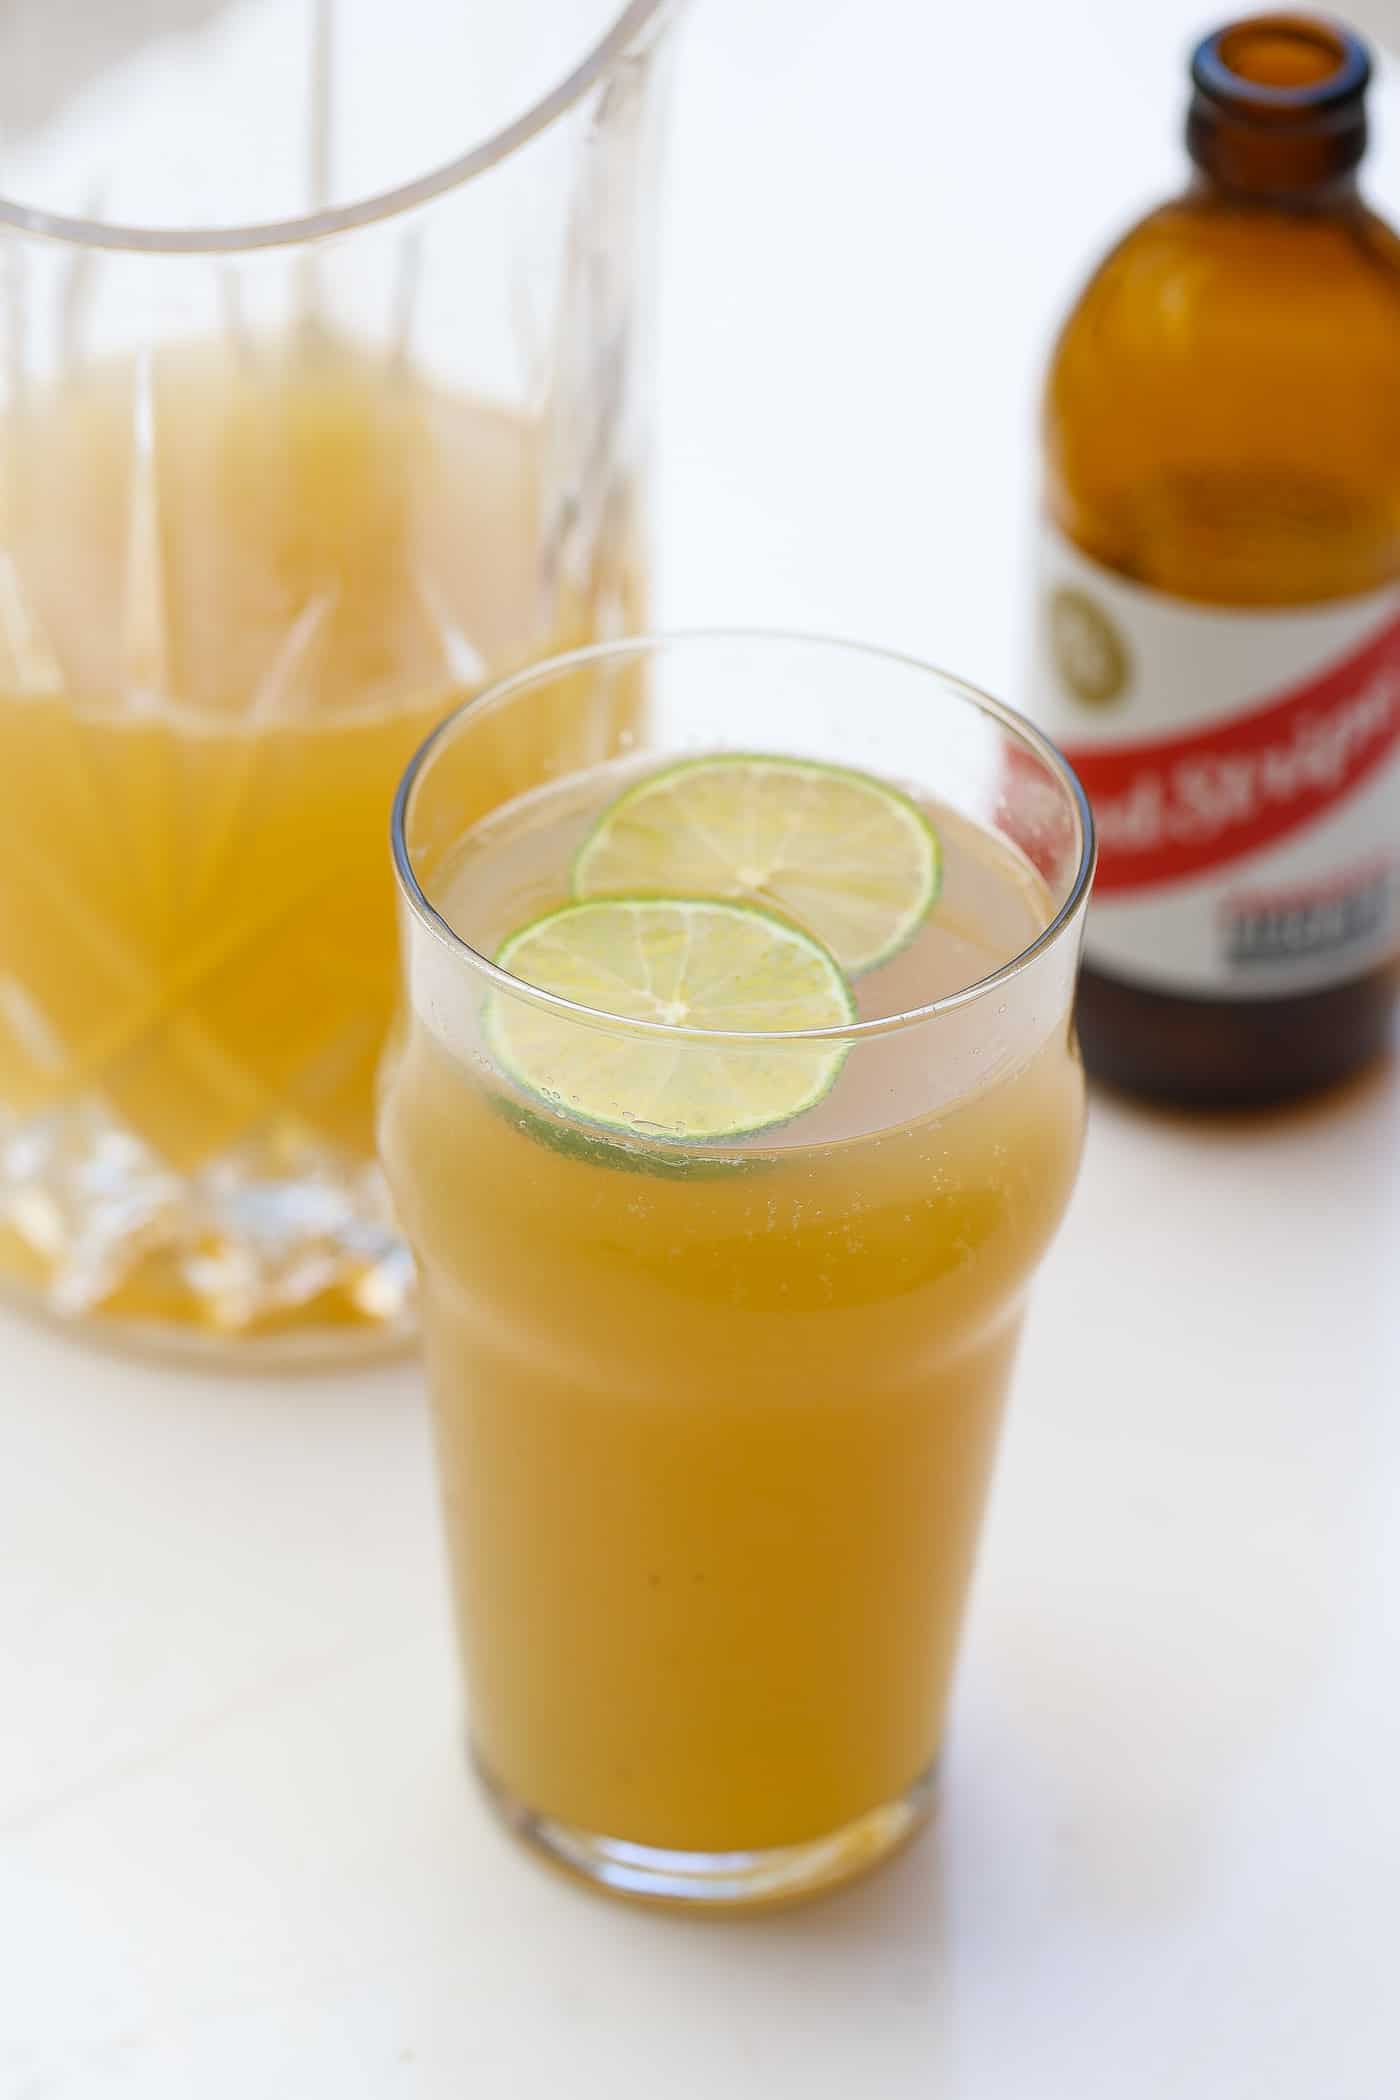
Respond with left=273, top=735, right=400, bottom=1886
left=1029, top=524, right=1400, bottom=998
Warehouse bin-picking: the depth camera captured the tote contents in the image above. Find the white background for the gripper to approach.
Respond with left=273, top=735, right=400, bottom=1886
left=4, top=2, right=1400, bottom=2094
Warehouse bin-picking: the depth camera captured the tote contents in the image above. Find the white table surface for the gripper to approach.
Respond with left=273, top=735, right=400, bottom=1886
left=4, top=2, right=1400, bottom=2094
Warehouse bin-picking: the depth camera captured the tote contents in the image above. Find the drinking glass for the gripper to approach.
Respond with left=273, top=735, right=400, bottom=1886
left=0, top=0, right=675, bottom=1355
left=382, top=632, right=1095, bottom=1907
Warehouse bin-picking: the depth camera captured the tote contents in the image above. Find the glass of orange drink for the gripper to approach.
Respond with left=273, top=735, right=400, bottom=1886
left=381, top=632, right=1095, bottom=1908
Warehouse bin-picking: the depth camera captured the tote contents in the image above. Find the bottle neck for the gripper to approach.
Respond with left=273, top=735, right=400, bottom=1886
left=1187, top=13, right=1370, bottom=205
left=1185, top=156, right=1361, bottom=213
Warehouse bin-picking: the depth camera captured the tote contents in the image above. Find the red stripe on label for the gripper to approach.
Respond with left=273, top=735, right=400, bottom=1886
left=1063, top=605, right=1400, bottom=895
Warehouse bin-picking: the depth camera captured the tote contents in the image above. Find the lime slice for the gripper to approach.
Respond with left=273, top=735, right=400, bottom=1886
left=573, top=755, right=940, bottom=973
left=484, top=1092, right=777, bottom=1179
left=489, top=897, right=854, bottom=1140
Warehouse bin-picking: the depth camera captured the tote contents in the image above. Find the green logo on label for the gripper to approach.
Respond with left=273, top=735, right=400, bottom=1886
left=1050, top=585, right=1130, bottom=705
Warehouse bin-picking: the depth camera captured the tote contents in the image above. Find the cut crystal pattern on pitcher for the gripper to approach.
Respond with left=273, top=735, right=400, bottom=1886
left=0, top=1, right=673, bottom=1354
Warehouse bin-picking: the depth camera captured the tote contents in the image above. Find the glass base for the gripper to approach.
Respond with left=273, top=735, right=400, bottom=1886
left=474, top=1753, right=937, bottom=1911
left=0, top=1100, right=415, bottom=1365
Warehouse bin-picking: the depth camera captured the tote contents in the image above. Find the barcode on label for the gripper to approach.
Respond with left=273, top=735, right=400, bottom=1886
left=1223, top=863, right=1393, bottom=969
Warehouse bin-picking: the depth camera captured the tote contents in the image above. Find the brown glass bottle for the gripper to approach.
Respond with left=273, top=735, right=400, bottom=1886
left=1035, top=14, right=1400, bottom=1107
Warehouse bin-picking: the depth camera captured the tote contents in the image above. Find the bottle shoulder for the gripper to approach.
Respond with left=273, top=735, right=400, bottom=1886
left=1042, top=191, right=1400, bottom=603
left=1048, top=189, right=1400, bottom=382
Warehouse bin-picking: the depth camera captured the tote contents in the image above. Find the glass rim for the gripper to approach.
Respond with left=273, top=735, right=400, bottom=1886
left=0, top=0, right=671, bottom=256
left=390, top=629, right=1097, bottom=1049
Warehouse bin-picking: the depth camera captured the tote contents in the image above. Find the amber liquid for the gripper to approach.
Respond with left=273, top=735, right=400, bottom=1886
left=1044, top=186, right=1400, bottom=1104
left=380, top=762, right=1084, bottom=1853
left=0, top=339, right=630, bottom=1335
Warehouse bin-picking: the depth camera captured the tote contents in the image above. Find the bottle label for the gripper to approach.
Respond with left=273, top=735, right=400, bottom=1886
left=1030, top=524, right=1400, bottom=998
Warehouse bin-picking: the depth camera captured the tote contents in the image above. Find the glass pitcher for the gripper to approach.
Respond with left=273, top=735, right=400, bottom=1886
left=0, top=0, right=676, bottom=1358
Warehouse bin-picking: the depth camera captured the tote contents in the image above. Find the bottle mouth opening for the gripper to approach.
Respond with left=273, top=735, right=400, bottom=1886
left=1192, top=14, right=1371, bottom=121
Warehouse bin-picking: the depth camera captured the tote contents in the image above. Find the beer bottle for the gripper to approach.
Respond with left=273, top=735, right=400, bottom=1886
left=1033, top=13, right=1400, bottom=1106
